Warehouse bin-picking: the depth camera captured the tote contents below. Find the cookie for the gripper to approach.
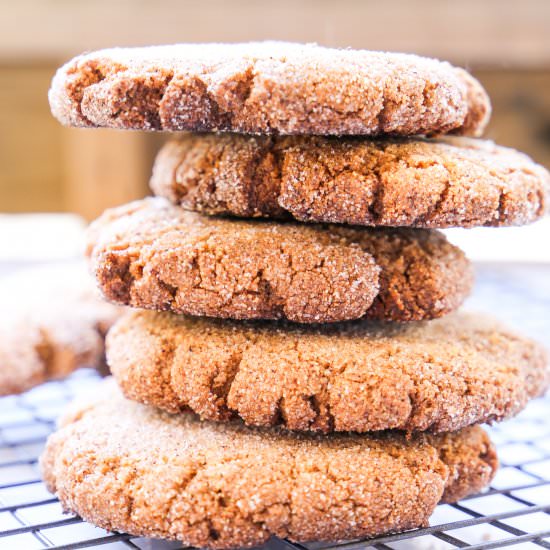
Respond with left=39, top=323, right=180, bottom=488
left=0, top=263, right=121, bottom=395
left=152, top=134, right=550, bottom=228
left=41, top=380, right=497, bottom=549
left=107, top=309, right=548, bottom=433
left=86, top=198, right=472, bottom=323
left=49, top=42, right=490, bottom=136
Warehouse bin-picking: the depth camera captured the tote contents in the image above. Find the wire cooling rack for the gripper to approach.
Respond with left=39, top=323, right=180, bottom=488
left=0, top=262, right=548, bottom=550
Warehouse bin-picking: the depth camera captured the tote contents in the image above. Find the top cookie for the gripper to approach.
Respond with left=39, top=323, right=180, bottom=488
left=49, top=42, right=490, bottom=136
left=152, top=134, right=550, bottom=228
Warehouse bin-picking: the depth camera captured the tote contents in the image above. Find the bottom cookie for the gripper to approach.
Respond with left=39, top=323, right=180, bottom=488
left=41, top=380, right=497, bottom=549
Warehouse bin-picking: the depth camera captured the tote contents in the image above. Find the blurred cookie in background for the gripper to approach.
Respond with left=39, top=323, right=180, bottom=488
left=0, top=262, right=122, bottom=395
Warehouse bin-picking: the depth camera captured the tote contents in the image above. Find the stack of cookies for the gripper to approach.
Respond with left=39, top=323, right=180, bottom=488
left=42, top=43, right=550, bottom=549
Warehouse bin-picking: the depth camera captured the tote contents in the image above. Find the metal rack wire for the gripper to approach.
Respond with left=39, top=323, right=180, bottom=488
left=0, top=262, right=548, bottom=549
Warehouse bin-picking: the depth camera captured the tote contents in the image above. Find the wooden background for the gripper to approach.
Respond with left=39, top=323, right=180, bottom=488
left=1, top=0, right=549, bottom=220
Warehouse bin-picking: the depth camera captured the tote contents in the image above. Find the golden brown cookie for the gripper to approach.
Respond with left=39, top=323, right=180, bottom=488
left=152, top=134, right=550, bottom=228
left=107, top=309, right=549, bottom=433
left=49, top=42, right=490, bottom=136
left=0, top=263, right=121, bottom=396
left=41, top=380, right=497, bottom=549
left=86, top=198, right=472, bottom=323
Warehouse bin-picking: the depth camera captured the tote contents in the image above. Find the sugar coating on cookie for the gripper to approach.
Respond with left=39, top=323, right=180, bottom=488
left=0, top=263, right=121, bottom=395
left=152, top=134, right=550, bottom=228
left=107, top=310, right=549, bottom=433
left=86, top=197, right=472, bottom=323
left=49, top=42, right=490, bottom=136
left=41, top=380, right=497, bottom=549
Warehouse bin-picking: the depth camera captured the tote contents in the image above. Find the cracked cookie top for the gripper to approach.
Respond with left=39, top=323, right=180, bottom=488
left=49, top=41, right=490, bottom=136
left=86, top=197, right=472, bottom=323
left=107, top=309, right=549, bottom=434
left=152, top=134, right=550, bottom=228
left=41, top=379, right=497, bottom=548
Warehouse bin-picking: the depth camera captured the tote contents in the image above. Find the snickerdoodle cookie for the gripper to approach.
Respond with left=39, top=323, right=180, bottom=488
left=41, top=380, right=497, bottom=549
left=107, top=309, right=548, bottom=433
left=86, top=198, right=472, bottom=323
left=152, top=134, right=549, bottom=228
left=0, top=263, right=121, bottom=395
left=49, top=42, right=490, bottom=136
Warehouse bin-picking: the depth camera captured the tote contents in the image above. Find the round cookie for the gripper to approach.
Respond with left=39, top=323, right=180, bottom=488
left=41, top=380, right=497, bottom=549
left=0, top=263, right=121, bottom=396
left=86, top=197, right=472, bottom=323
left=49, top=41, right=490, bottom=136
left=108, top=310, right=549, bottom=434
left=152, top=134, right=550, bottom=228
